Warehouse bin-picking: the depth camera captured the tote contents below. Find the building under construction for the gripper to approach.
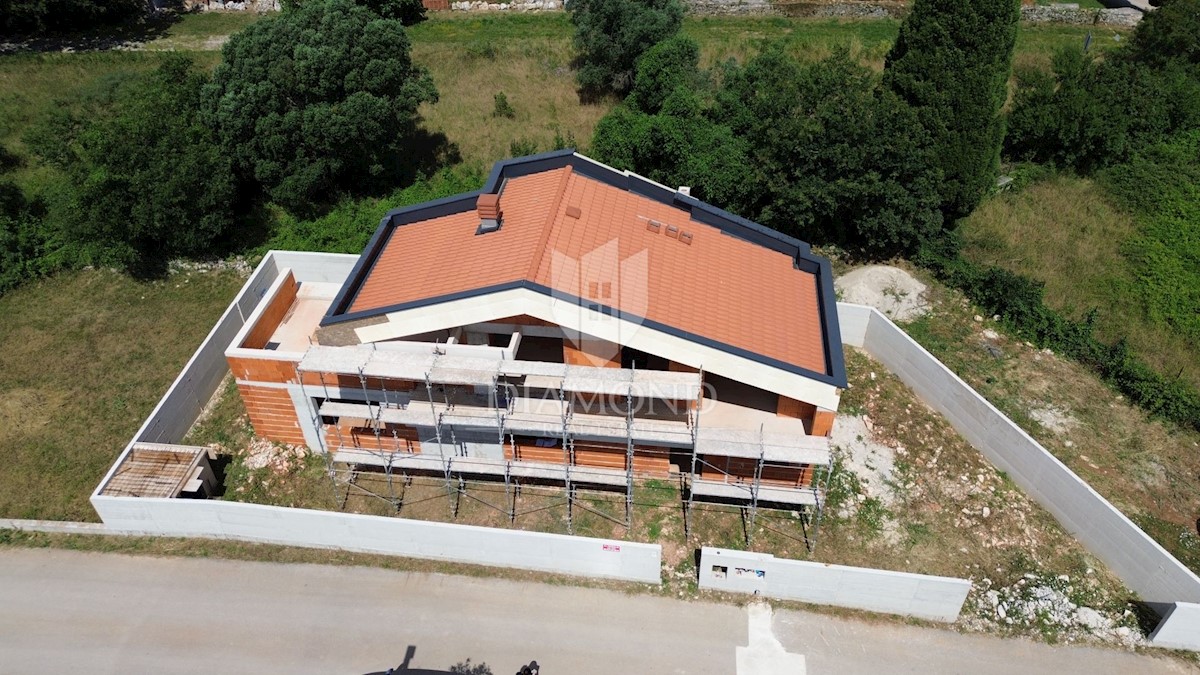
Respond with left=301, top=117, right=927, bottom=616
left=223, top=151, right=847, bottom=544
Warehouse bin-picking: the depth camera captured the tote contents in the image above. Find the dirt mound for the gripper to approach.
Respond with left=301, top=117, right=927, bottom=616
left=836, top=265, right=930, bottom=322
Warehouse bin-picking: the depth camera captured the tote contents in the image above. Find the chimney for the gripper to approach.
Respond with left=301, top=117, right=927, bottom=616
left=476, top=193, right=502, bottom=234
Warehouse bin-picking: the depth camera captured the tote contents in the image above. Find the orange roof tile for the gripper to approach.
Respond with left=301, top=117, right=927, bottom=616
left=331, top=153, right=843, bottom=383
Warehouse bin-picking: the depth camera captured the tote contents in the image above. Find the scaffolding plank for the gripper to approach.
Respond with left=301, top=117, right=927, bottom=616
left=694, top=427, right=831, bottom=464
left=690, top=479, right=819, bottom=506
left=331, top=450, right=627, bottom=487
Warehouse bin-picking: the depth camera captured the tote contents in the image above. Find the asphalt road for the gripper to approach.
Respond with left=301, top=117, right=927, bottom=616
left=0, top=548, right=1193, bottom=675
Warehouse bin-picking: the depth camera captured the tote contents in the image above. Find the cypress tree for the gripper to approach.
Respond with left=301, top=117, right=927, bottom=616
left=883, top=0, right=1020, bottom=221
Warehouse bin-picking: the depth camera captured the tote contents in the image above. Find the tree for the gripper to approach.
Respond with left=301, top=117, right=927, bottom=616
left=627, top=34, right=704, bottom=114
left=568, top=0, right=684, bottom=97
left=281, top=0, right=427, bottom=25
left=882, top=0, right=1020, bottom=220
left=26, top=55, right=238, bottom=274
left=0, top=0, right=144, bottom=34
left=592, top=91, right=755, bottom=210
left=202, top=0, right=438, bottom=213
left=592, top=33, right=754, bottom=210
left=717, top=47, right=944, bottom=256
left=1126, top=0, right=1200, bottom=69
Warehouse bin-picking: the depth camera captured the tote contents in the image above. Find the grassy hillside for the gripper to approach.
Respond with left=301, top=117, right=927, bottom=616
left=960, top=176, right=1200, bottom=393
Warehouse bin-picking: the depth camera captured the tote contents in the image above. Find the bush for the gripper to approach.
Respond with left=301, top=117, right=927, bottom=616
left=25, top=55, right=239, bottom=274
left=264, top=166, right=484, bottom=254
left=627, top=35, right=704, bottom=115
left=568, top=0, right=684, bottom=97
left=492, top=92, right=516, bottom=119
left=0, top=0, right=144, bottom=34
left=883, top=0, right=1020, bottom=220
left=916, top=232, right=1200, bottom=432
left=203, top=0, right=438, bottom=214
left=1005, top=0, right=1200, bottom=173
left=0, top=179, right=45, bottom=293
left=1099, top=135, right=1200, bottom=346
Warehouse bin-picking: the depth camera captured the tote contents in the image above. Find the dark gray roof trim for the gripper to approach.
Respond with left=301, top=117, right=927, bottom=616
left=320, top=150, right=847, bottom=390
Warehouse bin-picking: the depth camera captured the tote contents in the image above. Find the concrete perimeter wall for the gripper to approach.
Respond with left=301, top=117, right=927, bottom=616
left=92, top=496, right=661, bottom=584
left=91, top=252, right=359, bottom=497
left=90, top=252, right=662, bottom=585
left=698, top=547, right=971, bottom=622
left=838, top=303, right=1200, bottom=649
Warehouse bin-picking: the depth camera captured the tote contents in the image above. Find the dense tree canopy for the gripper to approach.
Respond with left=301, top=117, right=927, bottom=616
left=0, top=0, right=144, bottom=34
left=202, top=0, right=438, bottom=213
left=568, top=0, right=685, bottom=97
left=25, top=55, right=237, bottom=273
left=719, top=47, right=944, bottom=255
left=883, top=0, right=1020, bottom=220
left=593, top=41, right=944, bottom=258
left=1005, top=0, right=1200, bottom=172
left=281, top=0, right=427, bottom=25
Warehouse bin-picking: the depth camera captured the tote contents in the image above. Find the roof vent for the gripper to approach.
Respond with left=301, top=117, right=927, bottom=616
left=565, top=205, right=582, bottom=219
left=476, top=193, right=502, bottom=235
left=678, top=186, right=692, bottom=196
left=646, top=219, right=662, bottom=233
left=665, top=224, right=680, bottom=239
left=679, top=232, right=693, bottom=245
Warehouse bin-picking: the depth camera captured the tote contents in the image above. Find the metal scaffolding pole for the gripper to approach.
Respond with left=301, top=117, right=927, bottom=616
left=808, top=454, right=833, bottom=553
left=425, top=371, right=455, bottom=515
left=625, top=381, right=634, bottom=529
left=558, top=381, right=573, bottom=535
left=686, top=367, right=705, bottom=526
left=748, top=424, right=765, bottom=546
left=297, top=365, right=342, bottom=507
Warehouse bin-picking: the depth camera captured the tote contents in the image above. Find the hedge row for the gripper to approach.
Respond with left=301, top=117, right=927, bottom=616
left=916, top=237, right=1200, bottom=433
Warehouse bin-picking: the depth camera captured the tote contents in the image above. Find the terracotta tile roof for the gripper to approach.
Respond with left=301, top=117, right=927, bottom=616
left=331, top=153, right=843, bottom=384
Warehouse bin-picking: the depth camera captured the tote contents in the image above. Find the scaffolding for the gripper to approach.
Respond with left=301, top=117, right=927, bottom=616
left=295, top=343, right=833, bottom=549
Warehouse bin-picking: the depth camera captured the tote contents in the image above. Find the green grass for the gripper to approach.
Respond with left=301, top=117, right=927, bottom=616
left=959, top=175, right=1200, bottom=393
left=0, top=268, right=246, bottom=520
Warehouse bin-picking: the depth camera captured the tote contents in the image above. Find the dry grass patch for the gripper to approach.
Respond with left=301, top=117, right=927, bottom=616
left=0, top=268, right=247, bottom=520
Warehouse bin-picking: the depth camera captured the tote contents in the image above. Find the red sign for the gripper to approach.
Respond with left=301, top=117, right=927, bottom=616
left=602, top=544, right=621, bottom=552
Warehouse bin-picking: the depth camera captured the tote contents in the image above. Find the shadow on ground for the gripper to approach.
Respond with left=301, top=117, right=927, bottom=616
left=365, top=645, right=541, bottom=675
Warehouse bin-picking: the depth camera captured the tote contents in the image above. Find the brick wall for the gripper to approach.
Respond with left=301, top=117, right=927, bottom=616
left=238, top=384, right=306, bottom=446
left=241, top=271, right=298, bottom=349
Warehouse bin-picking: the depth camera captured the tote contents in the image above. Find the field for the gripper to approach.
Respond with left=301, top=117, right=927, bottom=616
left=0, top=267, right=245, bottom=520
left=0, top=8, right=1186, bottom=649
left=959, top=176, right=1200, bottom=394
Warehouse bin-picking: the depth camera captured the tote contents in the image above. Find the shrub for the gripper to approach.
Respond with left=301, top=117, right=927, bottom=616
left=0, top=179, right=45, bottom=293
left=203, top=0, right=438, bottom=214
left=25, top=55, right=239, bottom=274
left=492, top=92, right=516, bottom=119
left=568, top=0, right=684, bottom=97
left=627, top=34, right=704, bottom=115
left=883, top=0, right=1021, bottom=220
left=916, top=232, right=1200, bottom=432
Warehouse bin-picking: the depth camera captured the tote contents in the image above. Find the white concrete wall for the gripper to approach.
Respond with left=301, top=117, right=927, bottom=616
left=92, top=252, right=357, bottom=497
left=698, top=547, right=971, bottom=623
left=1148, top=602, right=1200, bottom=650
left=838, top=303, right=1200, bottom=649
left=91, top=496, right=661, bottom=584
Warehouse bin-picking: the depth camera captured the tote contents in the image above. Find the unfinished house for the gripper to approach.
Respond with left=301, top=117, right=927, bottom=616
left=224, top=150, right=847, bottom=535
